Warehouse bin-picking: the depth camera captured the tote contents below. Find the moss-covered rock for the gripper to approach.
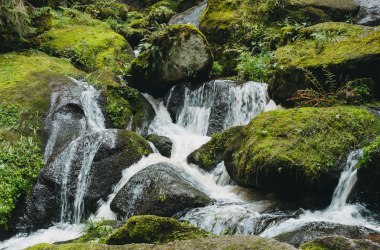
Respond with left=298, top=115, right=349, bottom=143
left=122, top=0, right=203, bottom=12
left=106, top=215, right=210, bottom=245
left=40, top=9, right=134, bottom=72
left=300, top=236, right=380, bottom=250
left=130, top=24, right=213, bottom=96
left=190, top=107, right=377, bottom=195
left=269, top=22, right=380, bottom=106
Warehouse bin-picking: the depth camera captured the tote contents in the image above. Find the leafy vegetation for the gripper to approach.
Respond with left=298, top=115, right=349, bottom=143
left=236, top=51, right=272, bottom=82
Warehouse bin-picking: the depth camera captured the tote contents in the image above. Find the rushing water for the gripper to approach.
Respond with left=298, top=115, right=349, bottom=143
left=261, top=149, right=380, bottom=237
left=1, top=79, right=379, bottom=249
left=354, top=0, right=380, bottom=25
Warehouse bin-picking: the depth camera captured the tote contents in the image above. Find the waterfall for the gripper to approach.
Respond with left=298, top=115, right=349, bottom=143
left=44, top=78, right=115, bottom=224
left=171, top=80, right=271, bottom=135
left=328, top=150, right=362, bottom=211
left=261, top=149, right=380, bottom=237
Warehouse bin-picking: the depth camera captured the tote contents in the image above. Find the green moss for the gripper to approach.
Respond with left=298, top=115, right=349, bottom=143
left=274, top=22, right=380, bottom=68
left=188, top=126, right=244, bottom=171
left=235, top=107, right=376, bottom=184
left=106, top=215, right=210, bottom=245
left=300, top=242, right=329, bottom=250
left=357, top=136, right=380, bottom=170
left=73, top=220, right=122, bottom=244
left=40, top=9, right=133, bottom=72
left=118, top=130, right=152, bottom=158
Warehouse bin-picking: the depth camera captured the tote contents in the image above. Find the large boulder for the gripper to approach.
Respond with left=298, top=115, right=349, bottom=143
left=188, top=107, right=377, bottom=205
left=269, top=22, right=380, bottom=106
left=275, top=222, right=378, bottom=247
left=300, top=235, right=380, bottom=250
left=351, top=136, right=380, bottom=212
left=106, top=215, right=210, bottom=245
left=110, top=162, right=212, bottom=218
left=130, top=24, right=213, bottom=96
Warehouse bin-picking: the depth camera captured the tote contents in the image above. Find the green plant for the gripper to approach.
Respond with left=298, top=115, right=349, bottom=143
left=290, top=67, right=374, bottom=107
left=236, top=51, right=272, bottom=82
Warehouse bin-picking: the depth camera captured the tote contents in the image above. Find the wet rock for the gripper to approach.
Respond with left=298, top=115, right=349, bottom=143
left=275, top=222, right=378, bottom=247
left=110, top=162, right=212, bottom=218
left=354, top=0, right=380, bottom=26
left=300, top=235, right=380, bottom=250
left=24, top=129, right=151, bottom=229
left=130, top=24, right=212, bottom=97
left=146, top=134, right=173, bottom=157
left=15, top=183, right=59, bottom=233
left=106, top=215, right=210, bottom=245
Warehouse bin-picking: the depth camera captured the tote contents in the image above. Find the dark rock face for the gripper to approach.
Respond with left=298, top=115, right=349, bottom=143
left=301, top=235, right=380, bottom=250
left=130, top=25, right=212, bottom=97
left=146, top=134, right=173, bottom=157
left=275, top=222, right=378, bottom=247
left=110, top=162, right=212, bottom=218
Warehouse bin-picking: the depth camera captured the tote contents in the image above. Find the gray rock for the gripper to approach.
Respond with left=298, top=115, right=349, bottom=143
left=110, top=162, right=212, bottom=218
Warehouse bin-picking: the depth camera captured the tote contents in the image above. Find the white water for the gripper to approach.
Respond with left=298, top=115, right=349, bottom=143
left=174, top=80, right=270, bottom=135
left=261, top=149, right=380, bottom=237
left=354, top=0, right=380, bottom=25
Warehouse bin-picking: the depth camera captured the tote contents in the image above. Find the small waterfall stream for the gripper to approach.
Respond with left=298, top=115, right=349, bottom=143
left=1, top=79, right=380, bottom=249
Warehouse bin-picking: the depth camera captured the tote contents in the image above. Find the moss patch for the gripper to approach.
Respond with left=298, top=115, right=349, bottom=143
left=40, top=9, right=133, bottom=72
left=106, top=215, right=210, bottom=245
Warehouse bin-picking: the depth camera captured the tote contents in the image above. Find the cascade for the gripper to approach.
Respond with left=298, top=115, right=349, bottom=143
left=2, top=78, right=380, bottom=249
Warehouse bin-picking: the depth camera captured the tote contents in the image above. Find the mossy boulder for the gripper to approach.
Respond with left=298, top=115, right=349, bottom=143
left=130, top=24, right=213, bottom=96
left=110, top=162, right=212, bottom=218
left=106, top=215, right=210, bottom=245
left=269, top=22, right=380, bottom=106
left=189, top=107, right=377, bottom=197
left=40, top=9, right=134, bottom=72
left=351, top=135, right=380, bottom=212
left=0, top=51, right=83, bottom=237
left=146, top=134, right=173, bottom=157
left=300, top=236, right=380, bottom=250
